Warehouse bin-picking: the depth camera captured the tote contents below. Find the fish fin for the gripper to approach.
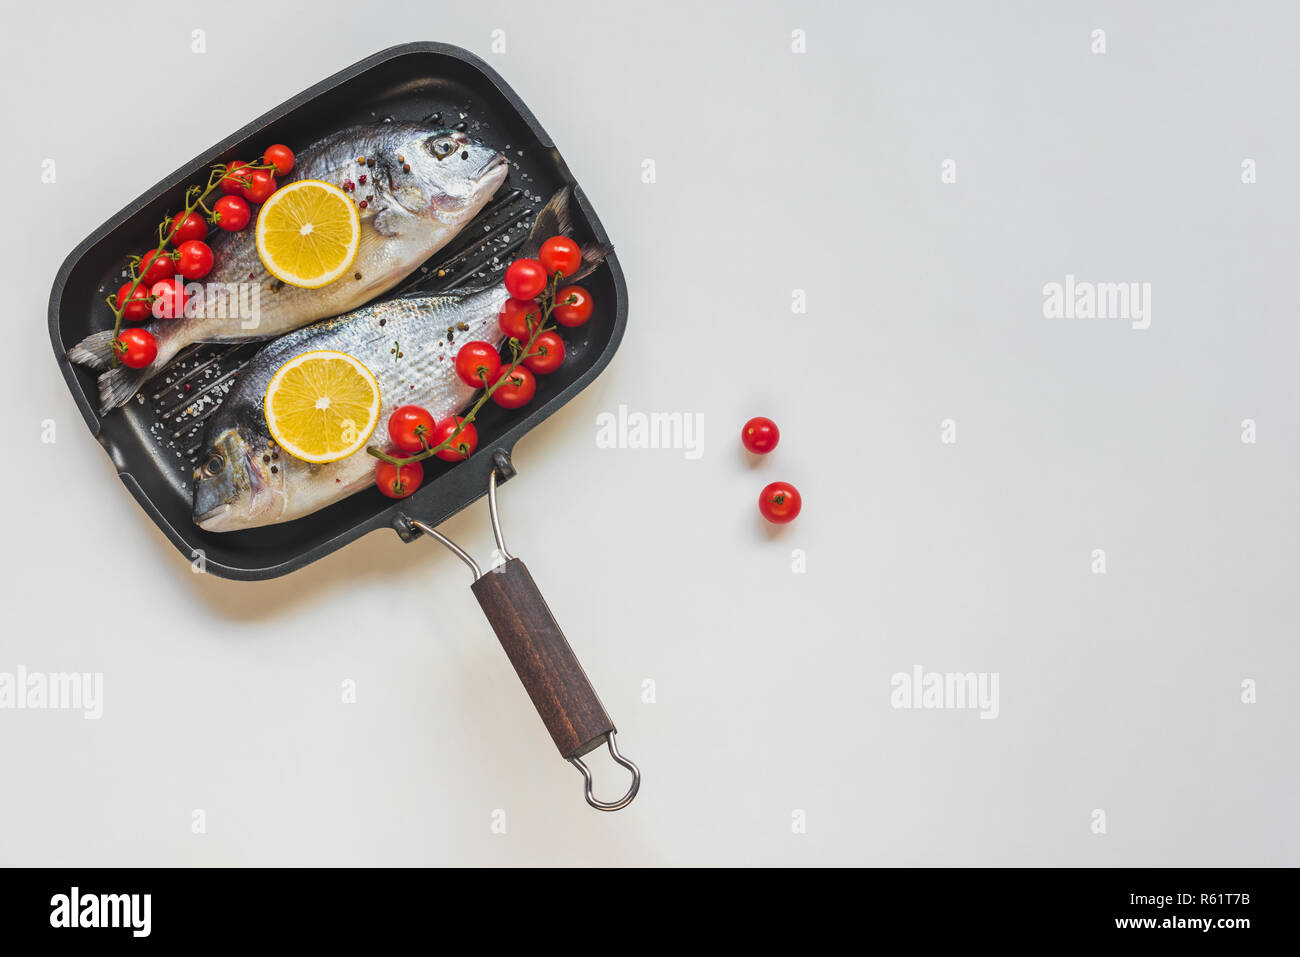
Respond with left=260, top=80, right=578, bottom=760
left=568, top=241, right=614, bottom=283
left=370, top=205, right=401, bottom=237
left=519, top=186, right=574, bottom=259
left=97, top=362, right=152, bottom=413
left=66, top=330, right=118, bottom=370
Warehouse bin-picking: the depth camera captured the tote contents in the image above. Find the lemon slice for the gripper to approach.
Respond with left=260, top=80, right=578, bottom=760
left=255, top=179, right=360, bottom=288
left=263, top=351, right=381, bottom=463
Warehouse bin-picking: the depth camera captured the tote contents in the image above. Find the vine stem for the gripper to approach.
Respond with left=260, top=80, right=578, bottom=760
left=367, top=271, right=567, bottom=467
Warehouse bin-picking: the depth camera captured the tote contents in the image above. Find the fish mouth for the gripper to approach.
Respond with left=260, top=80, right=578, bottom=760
left=194, top=502, right=231, bottom=530
left=476, top=153, right=508, bottom=181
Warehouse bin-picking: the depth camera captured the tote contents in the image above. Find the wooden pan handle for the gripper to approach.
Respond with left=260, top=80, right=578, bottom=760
left=471, top=558, right=615, bottom=759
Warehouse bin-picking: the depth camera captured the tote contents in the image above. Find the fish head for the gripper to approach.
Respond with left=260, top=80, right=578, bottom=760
left=389, top=128, right=508, bottom=223
left=192, top=427, right=285, bottom=532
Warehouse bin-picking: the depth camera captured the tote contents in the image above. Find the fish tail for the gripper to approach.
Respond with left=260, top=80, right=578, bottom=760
left=96, top=362, right=153, bottom=413
left=520, top=186, right=613, bottom=281
left=65, top=329, right=117, bottom=370
left=569, top=241, right=614, bottom=283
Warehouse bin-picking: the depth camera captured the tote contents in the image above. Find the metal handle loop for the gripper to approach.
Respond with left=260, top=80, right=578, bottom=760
left=569, top=732, right=641, bottom=812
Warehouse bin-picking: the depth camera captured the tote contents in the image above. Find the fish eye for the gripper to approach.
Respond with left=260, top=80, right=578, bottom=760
left=428, top=137, right=457, bottom=160
left=203, top=453, right=224, bottom=475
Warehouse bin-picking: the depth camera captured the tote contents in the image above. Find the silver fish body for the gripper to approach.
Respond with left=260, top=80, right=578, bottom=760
left=192, top=285, right=511, bottom=531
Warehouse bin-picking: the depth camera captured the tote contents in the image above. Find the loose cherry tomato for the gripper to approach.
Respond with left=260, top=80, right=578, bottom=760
left=138, top=249, right=175, bottom=286
left=240, top=168, right=277, bottom=204
left=213, top=194, right=251, bottom=231
left=741, top=416, right=780, bottom=454
left=116, top=282, right=152, bottom=322
left=167, top=210, right=208, bottom=244
left=387, top=404, right=438, bottom=453
left=455, top=341, right=502, bottom=388
left=113, top=328, right=157, bottom=368
left=539, top=236, right=581, bottom=278
left=375, top=453, right=424, bottom=499
left=523, top=330, right=565, bottom=374
left=504, top=258, right=548, bottom=299
left=498, top=297, right=541, bottom=341
left=263, top=144, right=295, bottom=177
left=491, top=365, right=536, bottom=409
left=552, top=285, right=593, bottom=327
left=220, top=161, right=252, bottom=194
left=150, top=278, right=188, bottom=320
left=758, top=481, right=801, bottom=524
left=175, top=240, right=214, bottom=280
left=431, top=416, right=478, bottom=461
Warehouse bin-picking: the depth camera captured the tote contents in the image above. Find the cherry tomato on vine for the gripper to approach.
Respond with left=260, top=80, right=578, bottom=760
left=375, top=454, right=424, bottom=499
left=150, top=279, right=187, bottom=320
left=552, top=285, right=593, bottom=327
left=498, top=297, right=541, bottom=341
left=240, top=168, right=277, bottom=204
left=114, top=328, right=157, bottom=368
left=431, top=416, right=478, bottom=461
left=523, top=330, right=565, bottom=374
left=454, top=341, right=502, bottom=388
left=539, top=236, right=581, bottom=278
left=263, top=144, right=295, bottom=177
left=221, top=161, right=252, bottom=194
left=387, top=404, right=438, bottom=454
left=491, top=365, right=536, bottom=409
left=175, top=240, right=214, bottom=280
left=504, top=258, right=548, bottom=299
left=213, top=195, right=251, bottom=231
left=138, top=249, right=175, bottom=286
left=168, top=210, right=208, bottom=244
left=758, top=481, right=801, bottom=524
left=116, top=282, right=152, bottom=322
left=741, top=416, right=780, bottom=454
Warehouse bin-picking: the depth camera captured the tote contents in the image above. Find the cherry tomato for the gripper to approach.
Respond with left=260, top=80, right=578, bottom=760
left=138, top=249, right=175, bottom=286
left=150, top=278, right=188, bottom=320
left=539, top=236, right=581, bottom=278
left=113, top=328, right=157, bottom=368
left=240, top=168, right=277, bottom=204
left=455, top=341, right=502, bottom=388
left=491, top=365, right=536, bottom=409
left=387, top=404, right=438, bottom=453
left=431, top=416, right=478, bottom=461
left=175, top=240, right=214, bottom=280
left=116, top=282, right=152, bottom=322
left=167, top=210, right=208, bottom=244
left=741, top=416, right=780, bottom=454
left=213, top=195, right=251, bottom=231
left=523, top=330, right=565, bottom=374
left=504, top=258, right=548, bottom=299
left=498, top=297, right=541, bottom=341
left=758, top=481, right=801, bottom=524
left=552, top=285, right=593, bottom=327
left=220, top=161, right=252, bottom=194
left=263, top=144, right=295, bottom=177
left=375, top=454, right=424, bottom=499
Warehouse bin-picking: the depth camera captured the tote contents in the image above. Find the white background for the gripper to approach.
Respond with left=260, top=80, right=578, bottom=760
left=2, top=0, right=1298, bottom=865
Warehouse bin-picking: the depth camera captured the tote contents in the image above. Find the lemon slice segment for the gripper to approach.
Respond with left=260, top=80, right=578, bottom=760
left=255, top=179, right=360, bottom=288
left=263, top=350, right=380, bottom=463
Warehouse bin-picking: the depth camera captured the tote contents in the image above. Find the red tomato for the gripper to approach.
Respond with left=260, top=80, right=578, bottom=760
left=455, top=341, right=502, bottom=388
left=375, top=454, right=424, bottom=499
left=553, top=285, right=593, bottom=326
left=114, top=328, right=157, bottom=368
left=213, top=195, right=251, bottom=231
left=504, top=258, right=548, bottom=299
left=240, top=168, right=277, bottom=204
left=138, top=249, right=175, bottom=286
left=491, top=365, right=536, bottom=409
left=175, top=240, right=214, bottom=280
left=220, top=161, right=251, bottom=194
left=387, top=405, right=438, bottom=453
left=431, top=416, right=478, bottom=461
left=523, top=330, right=565, bottom=374
left=168, top=210, right=208, bottom=244
left=498, top=297, right=541, bottom=341
left=263, top=144, right=295, bottom=177
left=758, top=481, right=801, bottom=524
left=741, top=416, right=780, bottom=454
left=116, top=282, right=152, bottom=322
left=150, top=278, right=188, bottom=320
left=539, top=236, right=581, bottom=278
